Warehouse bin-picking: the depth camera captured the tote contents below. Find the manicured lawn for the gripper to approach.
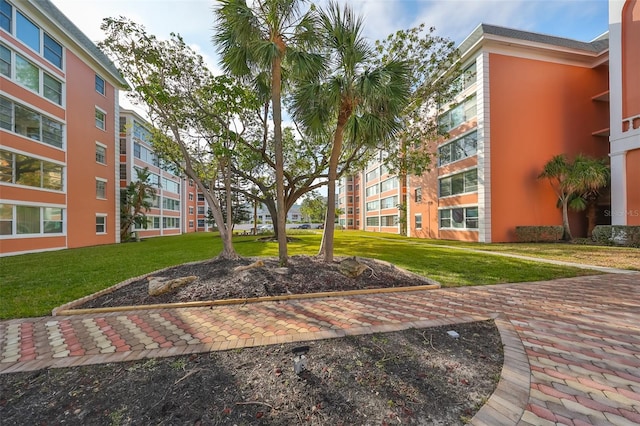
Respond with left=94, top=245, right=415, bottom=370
left=0, top=231, right=603, bottom=319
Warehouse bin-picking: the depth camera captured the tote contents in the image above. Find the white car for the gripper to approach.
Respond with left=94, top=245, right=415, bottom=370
left=257, top=224, right=274, bottom=233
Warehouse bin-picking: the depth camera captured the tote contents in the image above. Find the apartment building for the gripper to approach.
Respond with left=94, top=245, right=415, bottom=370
left=1, top=0, right=127, bottom=256
left=119, top=109, right=196, bottom=238
left=340, top=23, right=614, bottom=242
left=609, top=0, right=640, bottom=226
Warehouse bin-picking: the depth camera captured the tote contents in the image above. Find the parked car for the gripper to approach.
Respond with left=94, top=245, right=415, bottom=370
left=257, top=224, right=274, bottom=233
left=315, top=224, right=324, bottom=229
left=295, top=224, right=311, bottom=229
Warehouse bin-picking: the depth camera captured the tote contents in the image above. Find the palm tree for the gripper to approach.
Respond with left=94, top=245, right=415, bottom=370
left=539, top=154, right=609, bottom=240
left=212, top=0, right=324, bottom=266
left=291, top=2, right=411, bottom=262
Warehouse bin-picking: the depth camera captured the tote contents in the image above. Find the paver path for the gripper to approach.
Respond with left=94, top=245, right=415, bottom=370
left=1, top=273, right=639, bottom=425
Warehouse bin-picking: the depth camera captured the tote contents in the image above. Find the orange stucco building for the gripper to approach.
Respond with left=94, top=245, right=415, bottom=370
left=610, top=0, right=640, bottom=226
left=340, top=6, right=639, bottom=243
left=1, top=0, right=127, bottom=256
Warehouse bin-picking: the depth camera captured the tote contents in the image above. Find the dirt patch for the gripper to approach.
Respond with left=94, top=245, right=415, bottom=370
left=0, top=320, right=503, bottom=425
left=71, top=256, right=440, bottom=310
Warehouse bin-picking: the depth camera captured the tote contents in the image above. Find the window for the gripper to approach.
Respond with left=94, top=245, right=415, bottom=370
left=43, top=207, right=63, bottom=233
left=197, top=193, right=205, bottom=202
left=439, top=169, right=478, bottom=197
left=197, top=219, right=205, bottom=228
left=119, top=138, right=127, bottom=154
left=162, top=178, right=180, bottom=194
left=16, top=205, right=40, bottom=234
left=43, top=33, right=62, bottom=69
left=380, top=195, right=398, bottom=209
left=16, top=12, right=40, bottom=52
left=0, top=0, right=11, bottom=32
left=96, top=179, right=107, bottom=199
left=415, top=188, right=422, bottom=203
left=380, top=215, right=398, bottom=227
left=365, top=185, right=379, bottom=197
left=163, top=198, right=180, bottom=211
left=197, top=206, right=205, bottom=215
left=439, top=207, right=478, bottom=230
left=95, top=143, right=106, bottom=164
left=3, top=97, right=64, bottom=148
left=0, top=44, right=10, bottom=77
left=438, top=95, right=477, bottom=132
left=380, top=177, right=398, bottom=192
left=189, top=179, right=194, bottom=187
left=366, top=216, right=379, bottom=227
left=366, top=200, right=379, bottom=211
left=119, top=117, right=127, bottom=134
left=119, top=164, right=127, bottom=180
left=415, top=214, right=422, bottom=229
left=1, top=150, right=63, bottom=191
left=189, top=207, right=194, bottom=215
left=365, top=168, right=379, bottom=182
left=452, top=62, right=477, bottom=94
left=188, top=193, right=194, bottom=201
left=96, top=215, right=106, bottom=233
left=189, top=220, right=194, bottom=228
left=0, top=203, right=12, bottom=235
left=163, top=217, right=179, bottom=229
left=95, top=109, right=106, bottom=130
left=15, top=55, right=39, bottom=91
left=43, top=73, right=62, bottom=105
left=438, top=131, right=478, bottom=166
left=95, top=75, right=105, bottom=95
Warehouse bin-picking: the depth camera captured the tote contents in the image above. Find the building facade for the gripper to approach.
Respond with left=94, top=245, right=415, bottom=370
left=339, top=22, right=618, bottom=242
left=1, top=0, right=127, bottom=256
left=119, top=109, right=196, bottom=239
left=609, top=0, right=640, bottom=226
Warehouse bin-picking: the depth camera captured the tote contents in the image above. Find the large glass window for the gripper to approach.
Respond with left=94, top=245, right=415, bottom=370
left=365, top=184, right=379, bottom=197
left=43, top=33, right=62, bottom=69
left=42, top=162, right=62, bottom=190
left=380, top=177, right=398, bottom=192
left=366, top=200, right=379, bottom=211
left=162, top=178, right=180, bottom=194
left=1, top=150, right=63, bottom=191
left=15, top=154, right=41, bottom=187
left=15, top=55, right=39, bottom=91
left=41, top=116, right=63, bottom=148
left=0, top=0, right=11, bottom=32
left=438, top=131, right=478, bottom=166
left=438, top=95, right=477, bottom=132
left=16, top=205, right=40, bottom=234
left=380, top=195, right=398, bottom=209
left=380, top=215, right=398, bottom=226
left=0, top=97, right=10, bottom=130
left=439, top=207, right=478, bottom=230
left=415, top=214, right=422, bottom=229
left=16, top=12, right=40, bottom=52
left=0, top=150, right=11, bottom=182
left=0, top=44, right=10, bottom=77
left=3, top=97, right=63, bottom=148
left=439, top=169, right=478, bottom=197
left=163, top=198, right=180, bottom=211
left=14, top=104, right=40, bottom=139
left=366, top=216, right=379, bottom=227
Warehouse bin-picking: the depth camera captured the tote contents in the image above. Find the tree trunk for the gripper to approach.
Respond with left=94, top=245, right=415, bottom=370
left=586, top=200, right=598, bottom=238
left=272, top=53, right=288, bottom=266
left=320, top=115, right=347, bottom=262
left=561, top=198, right=573, bottom=241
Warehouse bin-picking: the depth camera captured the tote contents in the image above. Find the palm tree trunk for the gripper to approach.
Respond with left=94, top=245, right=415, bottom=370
left=272, top=53, right=288, bottom=266
left=561, top=198, right=573, bottom=241
left=320, top=116, right=347, bottom=262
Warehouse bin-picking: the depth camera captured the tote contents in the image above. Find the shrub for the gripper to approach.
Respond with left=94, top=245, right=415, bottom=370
left=592, top=225, right=640, bottom=247
left=515, top=226, right=563, bottom=243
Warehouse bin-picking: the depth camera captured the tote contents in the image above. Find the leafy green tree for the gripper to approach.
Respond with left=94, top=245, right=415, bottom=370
left=300, top=191, right=326, bottom=222
left=291, top=2, right=412, bottom=262
left=213, top=0, right=325, bottom=266
left=375, top=24, right=460, bottom=235
left=120, top=167, right=157, bottom=241
left=539, top=154, right=609, bottom=240
left=100, top=18, right=255, bottom=259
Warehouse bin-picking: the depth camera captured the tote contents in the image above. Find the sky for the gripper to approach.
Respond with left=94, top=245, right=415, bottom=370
left=50, top=0, right=609, bottom=78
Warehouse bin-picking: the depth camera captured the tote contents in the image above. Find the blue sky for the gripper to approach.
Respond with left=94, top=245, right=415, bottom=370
left=51, top=0, right=609, bottom=76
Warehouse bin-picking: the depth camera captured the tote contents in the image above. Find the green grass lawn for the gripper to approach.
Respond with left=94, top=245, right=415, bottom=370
left=0, top=231, right=610, bottom=319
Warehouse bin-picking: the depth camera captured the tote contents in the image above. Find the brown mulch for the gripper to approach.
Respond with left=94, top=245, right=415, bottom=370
left=0, top=256, right=505, bottom=425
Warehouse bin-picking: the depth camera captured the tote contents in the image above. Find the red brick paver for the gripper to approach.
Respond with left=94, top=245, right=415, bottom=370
left=1, top=273, right=639, bottom=425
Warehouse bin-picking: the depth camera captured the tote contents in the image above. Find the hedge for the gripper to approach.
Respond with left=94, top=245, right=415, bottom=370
left=592, top=225, right=640, bottom=247
left=515, top=226, right=564, bottom=243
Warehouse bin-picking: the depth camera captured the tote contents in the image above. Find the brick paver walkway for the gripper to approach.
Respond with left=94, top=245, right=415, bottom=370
left=1, top=273, right=639, bottom=425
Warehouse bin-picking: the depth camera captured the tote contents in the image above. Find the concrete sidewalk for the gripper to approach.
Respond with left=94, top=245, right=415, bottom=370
left=1, top=273, right=639, bottom=425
